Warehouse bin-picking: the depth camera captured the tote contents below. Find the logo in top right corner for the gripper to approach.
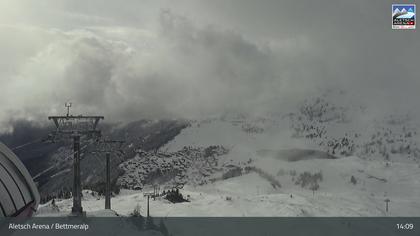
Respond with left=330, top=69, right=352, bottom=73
left=392, top=4, right=416, bottom=29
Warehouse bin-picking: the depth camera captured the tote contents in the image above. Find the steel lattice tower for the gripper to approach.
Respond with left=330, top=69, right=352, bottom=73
left=48, top=103, right=103, bottom=215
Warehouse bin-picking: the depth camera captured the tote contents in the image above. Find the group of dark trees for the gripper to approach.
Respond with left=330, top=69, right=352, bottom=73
left=361, top=125, right=420, bottom=161
left=163, top=188, right=189, bottom=203
left=203, top=145, right=229, bottom=158
left=295, top=171, right=323, bottom=195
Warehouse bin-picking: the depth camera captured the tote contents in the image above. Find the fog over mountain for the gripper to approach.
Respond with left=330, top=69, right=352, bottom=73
left=0, top=0, right=419, bottom=132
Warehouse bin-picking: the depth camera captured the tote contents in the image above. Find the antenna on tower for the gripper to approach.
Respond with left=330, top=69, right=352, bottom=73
left=65, top=102, right=72, bottom=117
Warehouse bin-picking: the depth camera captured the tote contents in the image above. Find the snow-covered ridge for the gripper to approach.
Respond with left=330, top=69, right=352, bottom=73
left=164, top=100, right=420, bottom=164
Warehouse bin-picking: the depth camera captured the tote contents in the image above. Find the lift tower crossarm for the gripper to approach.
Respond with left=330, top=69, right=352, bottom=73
left=47, top=104, right=104, bottom=216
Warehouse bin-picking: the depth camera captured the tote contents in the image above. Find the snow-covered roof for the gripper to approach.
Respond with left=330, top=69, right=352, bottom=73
left=0, top=142, right=40, bottom=217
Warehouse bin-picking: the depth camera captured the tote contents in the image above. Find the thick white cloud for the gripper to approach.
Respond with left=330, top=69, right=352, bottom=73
left=0, top=10, right=311, bottom=128
left=0, top=0, right=419, bottom=132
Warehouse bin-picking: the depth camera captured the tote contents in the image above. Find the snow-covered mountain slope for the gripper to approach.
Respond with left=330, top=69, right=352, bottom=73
left=37, top=155, right=420, bottom=216
left=33, top=91, right=420, bottom=216
left=164, top=93, right=420, bottom=164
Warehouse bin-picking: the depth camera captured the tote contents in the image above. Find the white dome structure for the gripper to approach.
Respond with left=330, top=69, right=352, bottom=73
left=0, top=142, right=40, bottom=217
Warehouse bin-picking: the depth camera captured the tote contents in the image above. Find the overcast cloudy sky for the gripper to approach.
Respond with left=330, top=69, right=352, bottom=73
left=0, top=0, right=419, bottom=131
